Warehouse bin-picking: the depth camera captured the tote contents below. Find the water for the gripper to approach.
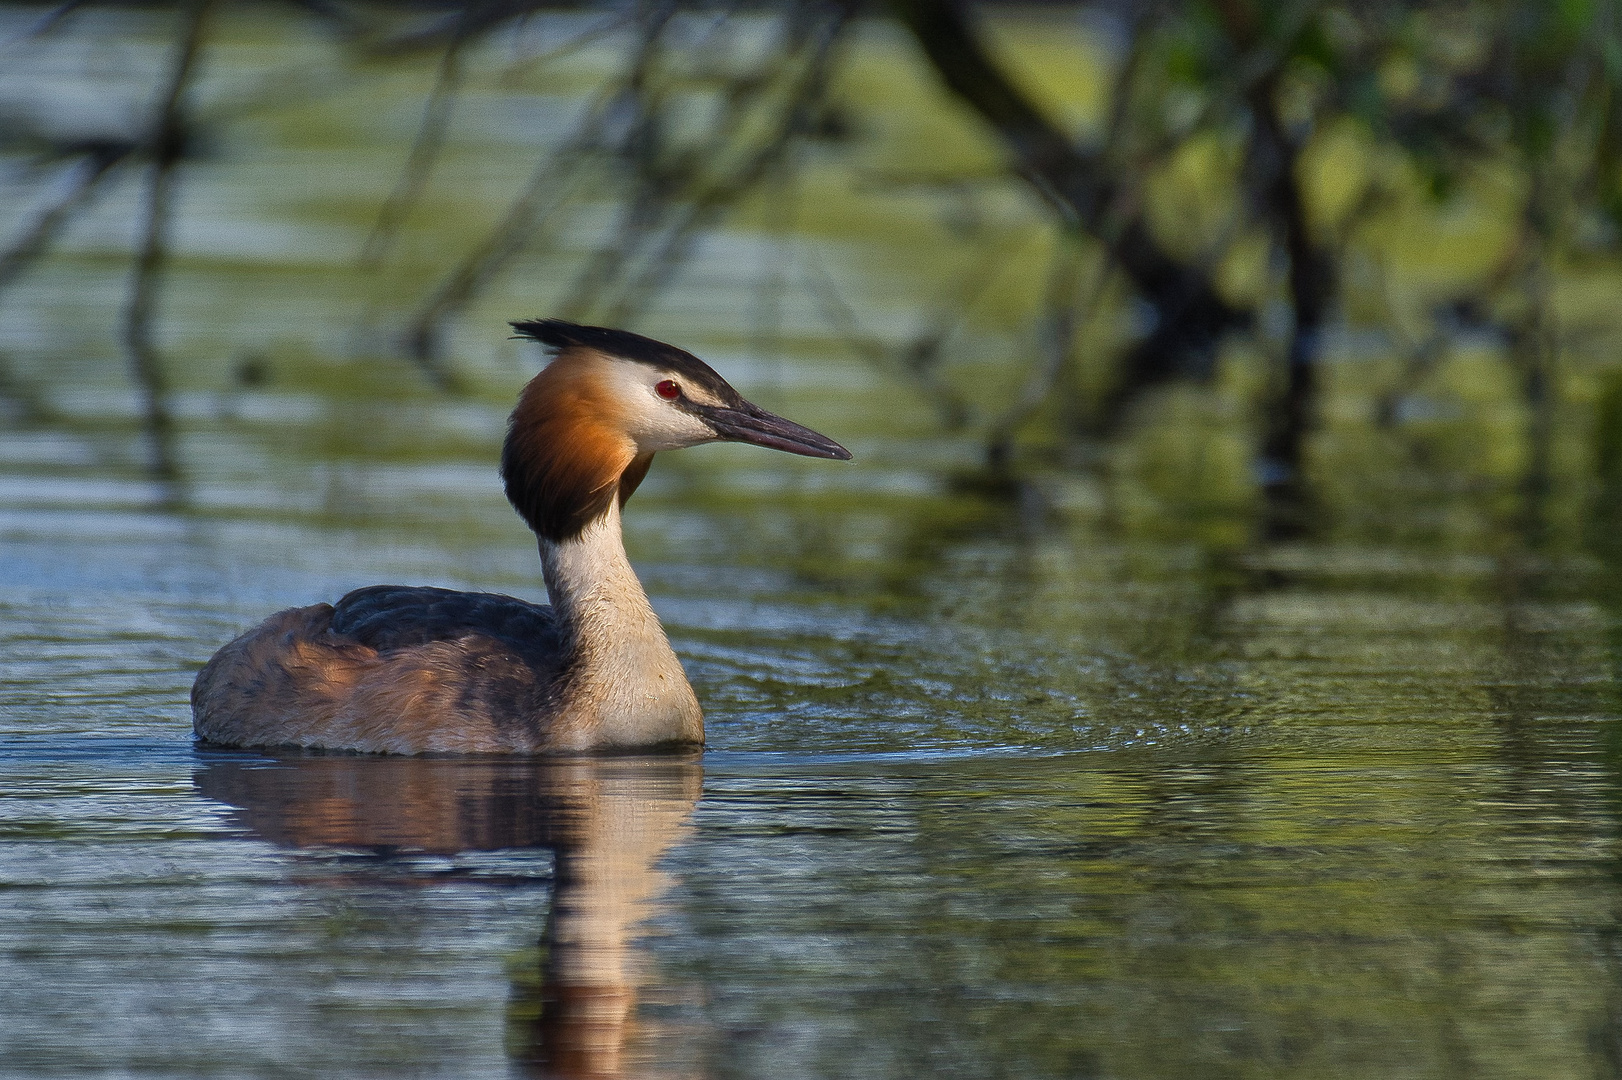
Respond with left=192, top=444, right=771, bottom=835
left=3, top=6, right=1622, bottom=1078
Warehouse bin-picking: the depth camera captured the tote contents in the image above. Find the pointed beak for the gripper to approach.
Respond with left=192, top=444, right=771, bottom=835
left=695, top=399, right=852, bottom=460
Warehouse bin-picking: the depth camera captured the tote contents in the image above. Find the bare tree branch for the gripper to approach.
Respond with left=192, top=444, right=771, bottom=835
left=0, top=144, right=128, bottom=298
left=1211, top=0, right=1335, bottom=534
left=803, top=249, right=972, bottom=429
left=889, top=0, right=1249, bottom=426
left=361, top=34, right=468, bottom=267
left=401, top=2, right=678, bottom=382
left=123, top=0, right=211, bottom=483
left=3, top=0, right=93, bottom=48
left=986, top=236, right=1105, bottom=468
left=599, top=4, right=851, bottom=325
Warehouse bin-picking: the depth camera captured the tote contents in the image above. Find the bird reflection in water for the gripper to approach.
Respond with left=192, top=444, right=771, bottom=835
left=193, top=751, right=702, bottom=1078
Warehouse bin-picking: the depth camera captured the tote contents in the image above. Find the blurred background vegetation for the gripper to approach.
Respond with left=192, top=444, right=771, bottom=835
left=4, top=0, right=1622, bottom=555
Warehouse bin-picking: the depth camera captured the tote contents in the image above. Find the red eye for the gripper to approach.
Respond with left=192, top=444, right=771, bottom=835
left=655, top=379, right=681, bottom=400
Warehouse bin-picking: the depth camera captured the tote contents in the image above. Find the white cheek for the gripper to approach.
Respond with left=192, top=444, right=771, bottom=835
left=600, top=363, right=719, bottom=451
left=629, top=403, right=716, bottom=452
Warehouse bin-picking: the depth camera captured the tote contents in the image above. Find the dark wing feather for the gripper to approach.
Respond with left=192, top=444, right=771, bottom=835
left=330, top=585, right=564, bottom=663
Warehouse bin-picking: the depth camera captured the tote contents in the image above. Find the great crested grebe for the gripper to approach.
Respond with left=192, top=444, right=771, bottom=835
left=192, top=319, right=851, bottom=754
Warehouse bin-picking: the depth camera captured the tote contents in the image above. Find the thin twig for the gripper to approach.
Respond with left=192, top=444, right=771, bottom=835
left=986, top=234, right=1106, bottom=468
left=1, top=0, right=92, bottom=51
left=0, top=145, right=128, bottom=298
left=401, top=3, right=677, bottom=379
left=361, top=34, right=467, bottom=267
left=600, top=6, right=850, bottom=325
left=493, top=10, right=639, bottom=88
left=0, top=350, right=58, bottom=424
left=803, top=250, right=971, bottom=429
left=556, top=0, right=760, bottom=324
left=750, top=152, right=798, bottom=367
left=557, top=10, right=676, bottom=323
left=123, top=0, right=211, bottom=484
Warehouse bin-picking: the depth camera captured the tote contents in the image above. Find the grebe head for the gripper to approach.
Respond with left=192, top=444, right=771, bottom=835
left=503, top=319, right=852, bottom=542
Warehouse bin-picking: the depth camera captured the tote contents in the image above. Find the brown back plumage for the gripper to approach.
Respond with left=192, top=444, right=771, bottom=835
left=190, top=589, right=574, bottom=753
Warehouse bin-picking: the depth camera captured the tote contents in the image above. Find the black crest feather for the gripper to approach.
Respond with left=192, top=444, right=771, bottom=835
left=511, top=318, right=742, bottom=404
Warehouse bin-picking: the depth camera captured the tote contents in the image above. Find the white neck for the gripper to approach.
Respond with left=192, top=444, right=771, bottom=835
left=539, top=502, right=702, bottom=750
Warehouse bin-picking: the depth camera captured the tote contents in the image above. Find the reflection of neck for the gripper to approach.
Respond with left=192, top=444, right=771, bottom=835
left=538, top=503, right=701, bottom=751
left=526, top=761, right=701, bottom=1079
left=190, top=754, right=703, bottom=1079
left=536, top=848, right=641, bottom=1079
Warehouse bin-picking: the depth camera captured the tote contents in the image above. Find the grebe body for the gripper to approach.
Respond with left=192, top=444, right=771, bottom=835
left=191, top=320, right=850, bottom=754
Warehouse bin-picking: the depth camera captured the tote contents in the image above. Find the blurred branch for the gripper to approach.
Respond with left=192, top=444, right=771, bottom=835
left=1126, top=0, right=1331, bottom=537
left=362, top=8, right=640, bottom=277
left=0, top=143, right=129, bottom=298
left=889, top=0, right=1250, bottom=426
left=803, top=248, right=971, bottom=429
left=401, top=2, right=678, bottom=382
left=361, top=33, right=468, bottom=267
left=3, top=0, right=92, bottom=48
left=365, top=4, right=640, bottom=268
left=123, top=0, right=211, bottom=483
left=398, top=0, right=853, bottom=382
left=0, top=350, right=58, bottom=424
left=554, top=2, right=676, bottom=323
left=595, top=3, right=851, bottom=325
left=367, top=0, right=545, bottom=56
left=1505, top=185, right=1561, bottom=550
left=887, top=0, right=1103, bottom=222
left=1370, top=258, right=1453, bottom=432
left=494, top=10, right=639, bottom=85
left=365, top=0, right=630, bottom=57
left=399, top=130, right=592, bottom=385
left=890, top=232, right=1024, bottom=427
left=986, top=235, right=1105, bottom=469
left=1242, top=98, right=1334, bottom=531
left=282, top=0, right=368, bottom=40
